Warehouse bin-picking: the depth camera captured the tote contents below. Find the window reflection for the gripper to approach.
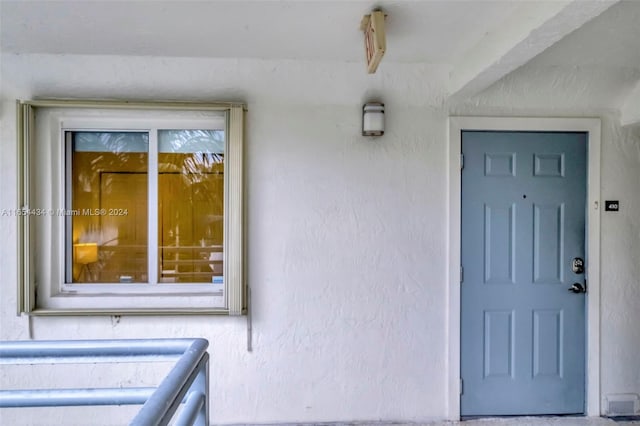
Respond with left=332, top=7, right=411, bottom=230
left=67, top=129, right=224, bottom=284
left=70, top=132, right=149, bottom=283
left=158, top=130, right=224, bottom=283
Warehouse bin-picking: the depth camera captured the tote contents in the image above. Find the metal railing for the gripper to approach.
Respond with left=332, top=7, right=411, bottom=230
left=0, top=338, right=209, bottom=426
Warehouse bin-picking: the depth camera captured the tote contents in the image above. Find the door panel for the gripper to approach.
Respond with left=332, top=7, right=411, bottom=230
left=461, top=131, right=586, bottom=416
left=532, top=309, right=563, bottom=379
left=533, top=203, right=564, bottom=284
left=483, top=310, right=515, bottom=378
left=484, top=203, right=516, bottom=284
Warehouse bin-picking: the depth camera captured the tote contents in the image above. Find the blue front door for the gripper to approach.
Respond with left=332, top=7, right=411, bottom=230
left=461, top=131, right=587, bottom=416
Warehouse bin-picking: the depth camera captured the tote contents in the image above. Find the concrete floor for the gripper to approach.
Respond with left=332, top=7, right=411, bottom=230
left=451, top=417, right=640, bottom=425
left=241, top=419, right=640, bottom=426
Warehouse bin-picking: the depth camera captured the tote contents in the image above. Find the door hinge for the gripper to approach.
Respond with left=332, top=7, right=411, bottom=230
left=460, top=153, right=464, bottom=170
left=460, top=266, right=464, bottom=283
left=460, top=378, right=464, bottom=395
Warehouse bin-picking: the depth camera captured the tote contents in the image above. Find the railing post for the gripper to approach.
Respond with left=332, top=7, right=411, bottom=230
left=194, top=358, right=209, bottom=426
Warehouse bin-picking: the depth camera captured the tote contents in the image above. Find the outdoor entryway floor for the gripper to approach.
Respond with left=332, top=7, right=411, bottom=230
left=232, top=418, right=640, bottom=426
left=456, top=417, right=640, bottom=425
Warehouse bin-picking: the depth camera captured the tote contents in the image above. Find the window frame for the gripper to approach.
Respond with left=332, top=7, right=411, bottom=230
left=17, top=99, right=246, bottom=316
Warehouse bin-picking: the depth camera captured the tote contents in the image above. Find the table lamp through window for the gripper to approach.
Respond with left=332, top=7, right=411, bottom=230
left=74, top=242, right=98, bottom=282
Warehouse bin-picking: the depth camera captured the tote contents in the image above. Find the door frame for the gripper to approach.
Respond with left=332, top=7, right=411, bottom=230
left=447, top=117, right=601, bottom=419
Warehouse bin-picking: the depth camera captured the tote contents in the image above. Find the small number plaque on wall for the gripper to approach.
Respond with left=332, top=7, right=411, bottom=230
left=605, top=200, right=620, bottom=211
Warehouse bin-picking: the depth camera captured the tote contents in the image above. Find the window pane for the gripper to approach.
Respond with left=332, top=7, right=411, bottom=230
left=158, top=130, right=224, bottom=284
left=69, top=132, right=149, bottom=283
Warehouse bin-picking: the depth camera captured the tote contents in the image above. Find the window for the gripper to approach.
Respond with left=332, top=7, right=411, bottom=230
left=16, top=100, right=245, bottom=315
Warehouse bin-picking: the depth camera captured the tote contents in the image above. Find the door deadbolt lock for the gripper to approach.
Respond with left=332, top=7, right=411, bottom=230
left=571, top=257, right=584, bottom=274
left=568, top=283, right=587, bottom=294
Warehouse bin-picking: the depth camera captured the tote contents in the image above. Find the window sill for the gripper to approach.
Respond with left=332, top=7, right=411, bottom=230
left=23, top=307, right=242, bottom=316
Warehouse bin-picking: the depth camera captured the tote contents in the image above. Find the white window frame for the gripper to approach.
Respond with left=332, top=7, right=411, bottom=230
left=17, top=100, right=246, bottom=316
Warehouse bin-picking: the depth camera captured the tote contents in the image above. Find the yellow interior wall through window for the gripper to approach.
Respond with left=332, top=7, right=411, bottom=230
left=71, top=151, right=223, bottom=283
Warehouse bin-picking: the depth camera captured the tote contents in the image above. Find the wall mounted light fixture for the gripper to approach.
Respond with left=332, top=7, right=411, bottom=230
left=362, top=102, right=384, bottom=136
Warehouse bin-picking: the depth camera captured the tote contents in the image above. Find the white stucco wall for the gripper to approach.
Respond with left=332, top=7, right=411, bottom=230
left=1, top=53, right=639, bottom=425
left=0, top=54, right=450, bottom=425
left=598, top=119, right=640, bottom=404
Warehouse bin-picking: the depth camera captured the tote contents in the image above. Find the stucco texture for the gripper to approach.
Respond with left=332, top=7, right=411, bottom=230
left=1, top=51, right=639, bottom=425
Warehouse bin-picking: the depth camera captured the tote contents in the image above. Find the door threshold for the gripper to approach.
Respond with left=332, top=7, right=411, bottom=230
left=462, top=413, right=585, bottom=421
left=606, top=416, right=640, bottom=422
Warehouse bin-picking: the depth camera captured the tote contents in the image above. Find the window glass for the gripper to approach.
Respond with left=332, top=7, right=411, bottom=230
left=69, top=132, right=149, bottom=283
left=158, top=129, right=224, bottom=153
left=158, top=130, right=224, bottom=284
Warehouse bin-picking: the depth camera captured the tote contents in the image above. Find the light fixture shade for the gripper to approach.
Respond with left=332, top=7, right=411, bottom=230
left=74, top=243, right=98, bottom=264
left=362, top=102, right=384, bottom=136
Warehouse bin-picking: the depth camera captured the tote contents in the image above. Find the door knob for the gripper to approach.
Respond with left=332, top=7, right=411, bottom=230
left=568, top=283, right=586, bottom=294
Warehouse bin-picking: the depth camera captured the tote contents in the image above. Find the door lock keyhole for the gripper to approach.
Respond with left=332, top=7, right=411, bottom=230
left=572, top=257, right=584, bottom=274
